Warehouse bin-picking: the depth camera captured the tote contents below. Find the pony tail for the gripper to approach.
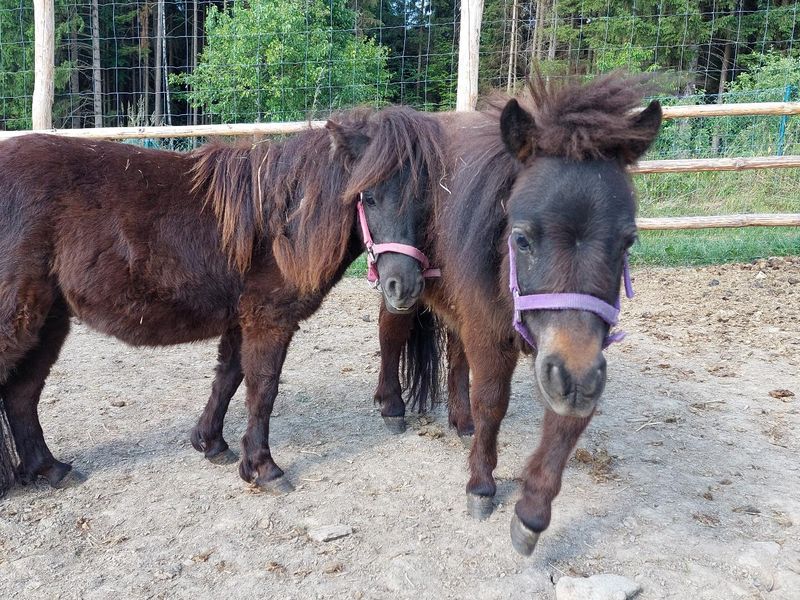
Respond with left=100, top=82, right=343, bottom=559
left=401, top=308, right=444, bottom=412
left=192, top=142, right=265, bottom=273
left=0, top=398, right=18, bottom=497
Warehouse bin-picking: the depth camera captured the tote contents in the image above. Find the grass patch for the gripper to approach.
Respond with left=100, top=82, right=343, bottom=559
left=633, top=227, right=800, bottom=266
left=633, top=169, right=800, bottom=266
left=345, top=254, right=368, bottom=277
left=635, top=169, right=800, bottom=217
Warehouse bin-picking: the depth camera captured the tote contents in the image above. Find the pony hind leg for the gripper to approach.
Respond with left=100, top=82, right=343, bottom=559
left=191, top=326, right=243, bottom=465
left=446, top=330, right=473, bottom=438
left=373, top=303, right=414, bottom=434
left=1, top=297, right=79, bottom=488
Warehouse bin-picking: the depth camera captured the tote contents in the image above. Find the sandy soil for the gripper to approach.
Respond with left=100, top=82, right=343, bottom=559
left=1, top=258, right=798, bottom=600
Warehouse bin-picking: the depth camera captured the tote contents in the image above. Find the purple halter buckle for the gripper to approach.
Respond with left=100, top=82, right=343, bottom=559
left=508, top=236, right=634, bottom=350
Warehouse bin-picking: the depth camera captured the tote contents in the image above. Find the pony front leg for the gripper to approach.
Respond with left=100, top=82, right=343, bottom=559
left=238, top=326, right=295, bottom=495
left=374, top=303, right=414, bottom=434
left=510, top=409, right=593, bottom=556
left=463, top=339, right=517, bottom=520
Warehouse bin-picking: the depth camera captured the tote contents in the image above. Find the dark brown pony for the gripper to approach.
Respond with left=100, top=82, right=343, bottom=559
left=0, top=106, right=445, bottom=497
left=374, top=73, right=662, bottom=554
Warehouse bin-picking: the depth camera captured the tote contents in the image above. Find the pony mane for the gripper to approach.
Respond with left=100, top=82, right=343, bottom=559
left=192, top=106, right=446, bottom=294
left=498, top=71, right=658, bottom=163
left=343, top=105, right=447, bottom=208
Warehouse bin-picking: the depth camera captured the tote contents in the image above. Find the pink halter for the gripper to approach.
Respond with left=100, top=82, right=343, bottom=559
left=508, top=236, right=634, bottom=350
left=357, top=195, right=440, bottom=286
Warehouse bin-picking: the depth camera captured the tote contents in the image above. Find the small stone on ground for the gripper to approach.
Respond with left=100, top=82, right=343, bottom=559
left=555, top=574, right=641, bottom=600
left=307, top=524, right=353, bottom=543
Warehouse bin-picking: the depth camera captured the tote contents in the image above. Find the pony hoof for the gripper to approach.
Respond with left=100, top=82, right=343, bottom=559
left=382, top=416, right=406, bottom=434
left=207, top=448, right=239, bottom=466
left=51, top=468, right=87, bottom=489
left=256, top=475, right=295, bottom=496
left=510, top=514, right=540, bottom=556
left=466, top=493, right=494, bottom=521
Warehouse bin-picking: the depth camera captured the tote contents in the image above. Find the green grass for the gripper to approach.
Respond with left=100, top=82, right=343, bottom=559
left=633, top=227, right=800, bottom=266
left=633, top=169, right=800, bottom=265
left=345, top=255, right=368, bottom=277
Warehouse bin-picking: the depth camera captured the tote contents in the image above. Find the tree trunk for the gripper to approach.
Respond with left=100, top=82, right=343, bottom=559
left=712, top=41, right=732, bottom=153
left=192, top=0, right=198, bottom=126
left=506, top=0, right=518, bottom=93
left=154, top=0, right=164, bottom=124
left=456, top=0, right=484, bottom=111
left=532, top=0, right=546, bottom=63
left=161, top=2, right=172, bottom=125
left=90, top=0, right=103, bottom=127
left=416, top=3, right=424, bottom=99
left=69, top=4, right=80, bottom=127
left=141, top=3, right=150, bottom=120
left=547, top=0, right=557, bottom=61
left=32, top=0, right=55, bottom=129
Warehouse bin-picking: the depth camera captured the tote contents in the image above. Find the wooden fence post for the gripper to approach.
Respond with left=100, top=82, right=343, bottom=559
left=32, top=0, right=55, bottom=129
left=456, top=0, right=484, bottom=111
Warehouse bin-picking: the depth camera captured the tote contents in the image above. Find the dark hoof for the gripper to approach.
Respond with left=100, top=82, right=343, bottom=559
left=256, top=475, right=295, bottom=496
left=207, top=448, right=239, bottom=466
left=510, top=513, right=540, bottom=556
left=50, top=467, right=87, bottom=489
left=456, top=423, right=475, bottom=437
left=382, top=416, right=406, bottom=434
left=466, top=493, right=494, bottom=521
left=190, top=426, right=205, bottom=453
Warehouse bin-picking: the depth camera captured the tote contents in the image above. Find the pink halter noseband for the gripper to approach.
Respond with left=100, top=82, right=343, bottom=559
left=357, top=194, right=440, bottom=286
left=508, top=236, right=634, bottom=350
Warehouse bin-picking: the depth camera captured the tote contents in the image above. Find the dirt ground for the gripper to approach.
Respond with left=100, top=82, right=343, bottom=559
left=1, top=258, right=798, bottom=600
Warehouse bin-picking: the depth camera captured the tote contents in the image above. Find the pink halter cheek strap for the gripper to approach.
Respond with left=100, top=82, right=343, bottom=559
left=357, top=197, right=440, bottom=286
left=507, top=236, right=634, bottom=350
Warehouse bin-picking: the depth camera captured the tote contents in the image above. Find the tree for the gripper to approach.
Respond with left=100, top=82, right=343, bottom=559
left=177, top=0, right=392, bottom=122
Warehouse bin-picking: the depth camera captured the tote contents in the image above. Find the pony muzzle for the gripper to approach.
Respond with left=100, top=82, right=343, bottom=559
left=530, top=318, right=607, bottom=418
left=377, top=253, right=425, bottom=313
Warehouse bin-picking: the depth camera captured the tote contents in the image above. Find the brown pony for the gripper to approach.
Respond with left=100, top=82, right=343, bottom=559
left=373, top=73, right=662, bottom=554
left=0, top=106, right=445, bottom=497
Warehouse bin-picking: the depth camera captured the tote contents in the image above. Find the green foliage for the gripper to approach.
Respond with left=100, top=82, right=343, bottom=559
left=0, top=0, right=80, bottom=129
left=177, top=0, right=391, bottom=122
left=0, top=2, right=34, bottom=128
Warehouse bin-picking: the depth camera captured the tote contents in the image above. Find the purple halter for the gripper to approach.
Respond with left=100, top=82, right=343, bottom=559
left=357, top=195, right=440, bottom=287
left=508, top=236, right=634, bottom=350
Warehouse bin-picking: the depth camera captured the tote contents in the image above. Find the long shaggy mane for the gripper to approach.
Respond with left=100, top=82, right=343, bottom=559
left=191, top=106, right=446, bottom=294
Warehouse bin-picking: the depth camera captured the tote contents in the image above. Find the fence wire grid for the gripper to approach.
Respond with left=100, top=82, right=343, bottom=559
left=1, top=0, right=799, bottom=159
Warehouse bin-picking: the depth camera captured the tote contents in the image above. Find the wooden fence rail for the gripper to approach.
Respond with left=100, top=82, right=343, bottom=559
left=637, top=213, right=800, bottom=230
left=630, top=155, right=800, bottom=174
left=2, top=100, right=800, bottom=143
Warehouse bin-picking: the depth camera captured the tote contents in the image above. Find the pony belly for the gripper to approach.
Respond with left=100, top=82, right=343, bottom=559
left=62, top=289, right=232, bottom=347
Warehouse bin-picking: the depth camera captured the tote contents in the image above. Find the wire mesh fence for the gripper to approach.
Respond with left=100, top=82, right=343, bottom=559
left=1, top=0, right=799, bottom=159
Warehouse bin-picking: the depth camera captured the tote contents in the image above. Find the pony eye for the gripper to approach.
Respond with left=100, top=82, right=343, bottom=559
left=514, top=232, right=531, bottom=252
left=362, top=191, right=376, bottom=206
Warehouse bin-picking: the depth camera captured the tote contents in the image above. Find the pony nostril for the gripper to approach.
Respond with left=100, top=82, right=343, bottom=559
left=544, top=358, right=570, bottom=398
left=384, top=277, right=400, bottom=297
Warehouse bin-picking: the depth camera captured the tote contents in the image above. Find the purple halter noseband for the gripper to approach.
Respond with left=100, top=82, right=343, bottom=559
left=508, top=236, right=634, bottom=350
left=357, top=194, right=440, bottom=287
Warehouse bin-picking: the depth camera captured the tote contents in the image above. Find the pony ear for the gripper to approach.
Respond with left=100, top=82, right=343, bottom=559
left=326, top=120, right=371, bottom=164
left=623, top=100, right=663, bottom=164
left=500, top=99, right=538, bottom=162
